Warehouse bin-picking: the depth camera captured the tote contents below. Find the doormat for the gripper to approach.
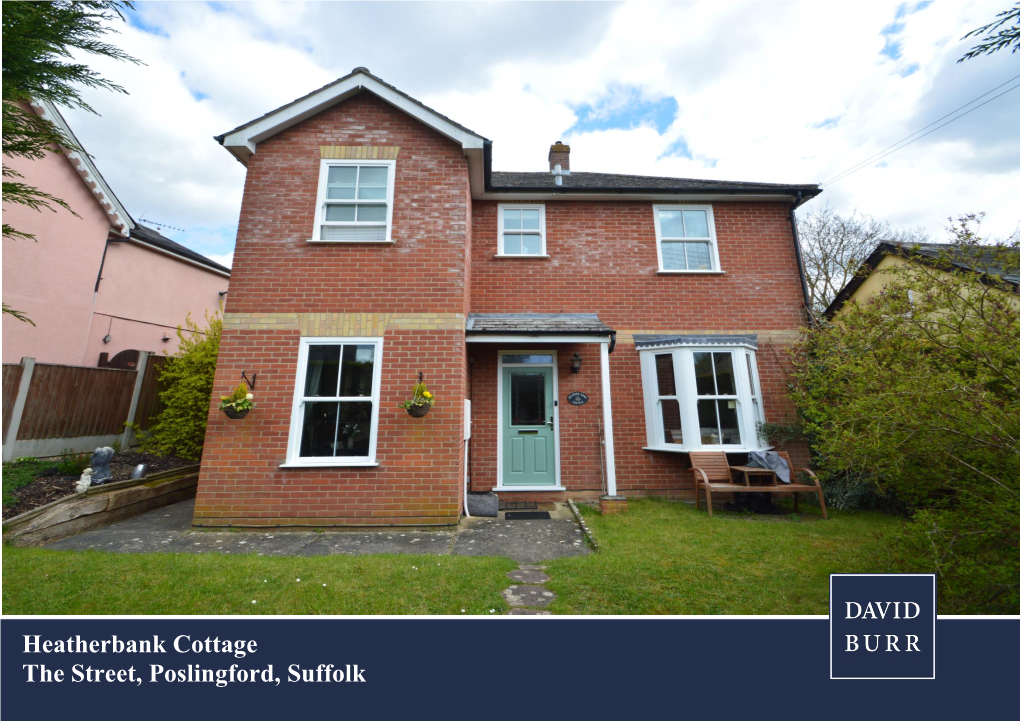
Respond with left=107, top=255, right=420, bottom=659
left=499, top=500, right=538, bottom=511
left=504, top=511, right=551, bottom=520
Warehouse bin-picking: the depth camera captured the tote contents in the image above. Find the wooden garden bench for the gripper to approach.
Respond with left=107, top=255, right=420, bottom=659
left=690, top=451, right=828, bottom=519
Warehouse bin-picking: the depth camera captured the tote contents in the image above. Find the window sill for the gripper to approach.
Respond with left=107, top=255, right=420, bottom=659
left=656, top=270, right=725, bottom=275
left=643, top=445, right=771, bottom=454
left=493, top=254, right=551, bottom=260
left=279, top=462, right=380, bottom=469
left=494, top=485, right=564, bottom=492
left=307, top=239, right=395, bottom=245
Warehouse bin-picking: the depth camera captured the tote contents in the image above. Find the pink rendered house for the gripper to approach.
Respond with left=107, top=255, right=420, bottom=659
left=2, top=101, right=229, bottom=367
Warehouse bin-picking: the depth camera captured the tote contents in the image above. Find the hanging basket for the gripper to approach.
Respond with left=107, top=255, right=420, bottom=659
left=222, top=407, right=250, bottom=420
left=406, top=404, right=431, bottom=418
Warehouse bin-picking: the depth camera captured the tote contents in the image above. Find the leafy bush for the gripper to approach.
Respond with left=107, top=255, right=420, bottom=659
left=792, top=217, right=1020, bottom=613
left=56, top=449, right=90, bottom=476
left=134, top=310, right=221, bottom=461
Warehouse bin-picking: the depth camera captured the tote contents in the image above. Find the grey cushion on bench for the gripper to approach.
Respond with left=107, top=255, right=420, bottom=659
left=746, top=450, right=791, bottom=483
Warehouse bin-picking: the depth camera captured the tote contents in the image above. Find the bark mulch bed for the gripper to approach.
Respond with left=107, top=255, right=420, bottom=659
left=3, top=452, right=195, bottom=521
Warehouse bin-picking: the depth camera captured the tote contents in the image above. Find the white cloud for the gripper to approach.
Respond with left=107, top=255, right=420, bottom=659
left=62, top=0, right=1018, bottom=265
left=205, top=251, right=234, bottom=269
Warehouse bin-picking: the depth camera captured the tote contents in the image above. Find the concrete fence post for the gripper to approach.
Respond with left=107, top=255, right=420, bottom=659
left=121, top=351, right=150, bottom=450
left=3, top=357, right=36, bottom=462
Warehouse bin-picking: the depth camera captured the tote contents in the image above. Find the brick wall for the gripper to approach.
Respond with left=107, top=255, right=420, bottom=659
left=198, top=89, right=812, bottom=524
left=468, top=199, right=810, bottom=498
left=195, top=94, right=471, bottom=527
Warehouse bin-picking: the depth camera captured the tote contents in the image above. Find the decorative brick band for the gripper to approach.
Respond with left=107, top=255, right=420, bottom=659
left=616, top=328, right=804, bottom=345
left=223, top=312, right=464, bottom=335
left=319, top=145, right=400, bottom=160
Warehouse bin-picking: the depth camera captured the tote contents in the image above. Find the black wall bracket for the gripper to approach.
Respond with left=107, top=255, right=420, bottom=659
left=241, top=371, right=257, bottom=390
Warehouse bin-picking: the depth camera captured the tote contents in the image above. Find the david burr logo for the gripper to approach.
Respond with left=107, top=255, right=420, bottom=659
left=830, top=574, right=936, bottom=680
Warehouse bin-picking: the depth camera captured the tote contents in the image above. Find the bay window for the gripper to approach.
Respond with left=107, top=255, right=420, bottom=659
left=285, top=337, right=383, bottom=466
left=639, top=336, right=765, bottom=451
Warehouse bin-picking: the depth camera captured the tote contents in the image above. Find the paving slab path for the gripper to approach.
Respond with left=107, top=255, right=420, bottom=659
left=502, top=565, right=556, bottom=615
left=43, top=499, right=590, bottom=565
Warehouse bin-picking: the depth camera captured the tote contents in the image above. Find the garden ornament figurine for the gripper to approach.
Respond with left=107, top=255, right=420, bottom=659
left=90, top=446, right=115, bottom=484
left=75, top=468, right=94, bottom=494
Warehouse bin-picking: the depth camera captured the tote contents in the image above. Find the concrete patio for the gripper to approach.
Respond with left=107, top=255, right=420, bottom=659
left=43, top=498, right=591, bottom=564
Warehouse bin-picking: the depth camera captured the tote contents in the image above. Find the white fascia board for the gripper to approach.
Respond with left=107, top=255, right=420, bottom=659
left=474, top=190, right=798, bottom=203
left=220, top=74, right=486, bottom=164
left=31, top=100, right=134, bottom=237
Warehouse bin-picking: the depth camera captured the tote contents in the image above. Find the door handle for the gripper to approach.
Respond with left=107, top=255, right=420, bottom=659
left=546, top=416, right=554, bottom=431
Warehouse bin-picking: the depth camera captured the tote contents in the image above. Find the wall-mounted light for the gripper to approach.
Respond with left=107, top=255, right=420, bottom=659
left=102, top=334, right=112, bottom=344
left=161, top=333, right=171, bottom=342
left=570, top=352, right=582, bottom=374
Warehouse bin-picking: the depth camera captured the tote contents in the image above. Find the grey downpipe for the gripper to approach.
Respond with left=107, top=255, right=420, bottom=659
left=789, top=191, right=814, bottom=325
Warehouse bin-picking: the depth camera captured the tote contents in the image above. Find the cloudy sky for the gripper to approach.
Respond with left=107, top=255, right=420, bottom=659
left=60, top=0, right=1019, bottom=268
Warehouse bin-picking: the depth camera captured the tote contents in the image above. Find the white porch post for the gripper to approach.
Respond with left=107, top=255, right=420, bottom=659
left=600, top=341, right=618, bottom=497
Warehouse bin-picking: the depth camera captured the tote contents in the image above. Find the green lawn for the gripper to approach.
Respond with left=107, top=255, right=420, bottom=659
left=3, top=499, right=917, bottom=615
left=2, top=548, right=516, bottom=615
left=545, top=499, right=920, bottom=615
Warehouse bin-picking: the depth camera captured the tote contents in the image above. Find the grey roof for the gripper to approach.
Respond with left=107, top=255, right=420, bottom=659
left=824, top=240, right=1019, bottom=317
left=634, top=334, right=758, bottom=349
left=215, top=67, right=490, bottom=144
left=128, top=224, right=231, bottom=275
left=466, top=313, right=613, bottom=334
left=884, top=241, right=1020, bottom=284
left=489, top=171, right=820, bottom=197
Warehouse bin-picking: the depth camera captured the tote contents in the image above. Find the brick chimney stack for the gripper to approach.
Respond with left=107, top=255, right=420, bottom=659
left=548, top=141, right=570, bottom=172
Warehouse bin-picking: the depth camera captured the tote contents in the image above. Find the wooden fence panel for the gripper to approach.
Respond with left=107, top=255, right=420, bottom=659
left=18, top=364, right=136, bottom=440
left=2, top=364, right=24, bottom=443
left=134, top=355, right=168, bottom=431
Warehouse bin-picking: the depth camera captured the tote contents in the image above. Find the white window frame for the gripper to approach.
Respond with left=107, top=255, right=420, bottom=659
left=284, top=337, right=384, bottom=467
left=497, top=203, right=547, bottom=257
left=652, top=204, right=722, bottom=273
left=640, top=344, right=766, bottom=452
left=311, top=159, right=396, bottom=243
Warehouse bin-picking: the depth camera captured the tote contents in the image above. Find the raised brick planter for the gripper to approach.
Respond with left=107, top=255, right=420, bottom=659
left=600, top=495, right=628, bottom=515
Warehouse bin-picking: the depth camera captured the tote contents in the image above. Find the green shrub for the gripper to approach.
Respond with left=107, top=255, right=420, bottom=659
left=792, top=217, right=1020, bottom=613
left=133, top=310, right=221, bottom=461
left=2, top=458, right=58, bottom=506
left=56, top=449, right=90, bottom=476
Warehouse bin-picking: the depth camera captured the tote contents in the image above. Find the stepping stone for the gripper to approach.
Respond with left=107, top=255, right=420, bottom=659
left=507, top=608, right=552, bottom=615
left=507, top=568, right=550, bottom=584
left=502, top=584, right=556, bottom=608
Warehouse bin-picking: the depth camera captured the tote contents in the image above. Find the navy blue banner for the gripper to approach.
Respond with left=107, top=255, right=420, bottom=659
left=2, top=618, right=1017, bottom=718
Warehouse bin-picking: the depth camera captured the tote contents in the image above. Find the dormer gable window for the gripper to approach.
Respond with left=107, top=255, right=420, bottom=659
left=312, top=159, right=395, bottom=243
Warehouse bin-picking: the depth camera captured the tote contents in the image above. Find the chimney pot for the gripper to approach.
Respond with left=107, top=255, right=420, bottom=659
left=548, top=141, right=570, bottom=172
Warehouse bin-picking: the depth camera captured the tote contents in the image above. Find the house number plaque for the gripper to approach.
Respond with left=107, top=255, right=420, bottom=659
left=567, top=392, right=589, bottom=406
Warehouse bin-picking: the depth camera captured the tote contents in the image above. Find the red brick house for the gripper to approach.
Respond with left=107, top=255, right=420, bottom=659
left=194, top=67, right=820, bottom=528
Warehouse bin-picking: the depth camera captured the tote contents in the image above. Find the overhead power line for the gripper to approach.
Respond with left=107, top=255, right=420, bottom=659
left=820, top=72, right=1020, bottom=188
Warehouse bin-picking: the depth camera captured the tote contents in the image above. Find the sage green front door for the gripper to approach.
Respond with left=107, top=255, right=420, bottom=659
left=502, top=364, right=556, bottom=486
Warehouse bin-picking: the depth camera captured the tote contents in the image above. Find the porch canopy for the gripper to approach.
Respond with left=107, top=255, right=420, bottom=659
left=465, top=312, right=614, bottom=342
left=465, top=313, right=619, bottom=497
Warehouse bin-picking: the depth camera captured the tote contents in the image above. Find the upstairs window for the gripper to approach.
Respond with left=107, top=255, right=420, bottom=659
left=653, top=204, right=720, bottom=272
left=498, top=204, right=546, bottom=256
left=313, top=160, right=395, bottom=242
